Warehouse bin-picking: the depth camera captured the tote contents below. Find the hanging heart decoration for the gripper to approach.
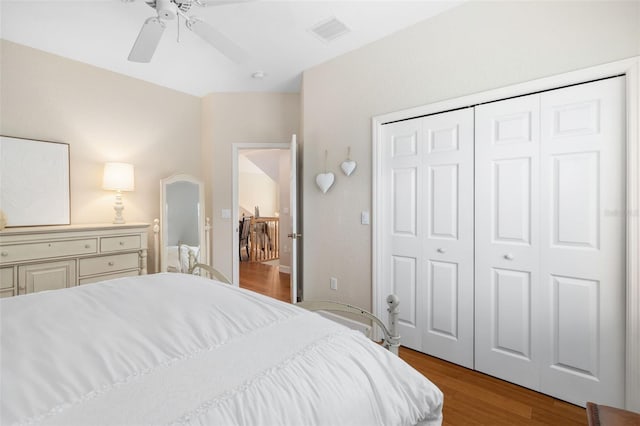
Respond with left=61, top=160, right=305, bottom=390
left=316, top=149, right=335, bottom=194
left=315, top=172, right=335, bottom=194
left=341, top=160, right=356, bottom=176
left=341, top=146, right=357, bottom=176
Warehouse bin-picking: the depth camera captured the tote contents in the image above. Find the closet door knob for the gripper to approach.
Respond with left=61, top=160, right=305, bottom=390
left=504, top=253, right=514, bottom=260
left=437, top=248, right=446, bottom=254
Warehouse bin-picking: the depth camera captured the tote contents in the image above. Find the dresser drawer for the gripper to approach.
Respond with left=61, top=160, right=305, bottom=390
left=100, top=235, right=141, bottom=253
left=1, top=267, right=15, bottom=290
left=79, top=270, right=140, bottom=285
left=0, top=239, right=97, bottom=263
left=79, top=253, right=139, bottom=277
left=0, top=288, right=16, bottom=298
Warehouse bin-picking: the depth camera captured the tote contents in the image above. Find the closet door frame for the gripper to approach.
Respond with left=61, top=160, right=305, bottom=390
left=372, top=56, right=640, bottom=411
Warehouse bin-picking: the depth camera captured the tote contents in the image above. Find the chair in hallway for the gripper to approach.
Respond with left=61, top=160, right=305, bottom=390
left=239, top=216, right=251, bottom=261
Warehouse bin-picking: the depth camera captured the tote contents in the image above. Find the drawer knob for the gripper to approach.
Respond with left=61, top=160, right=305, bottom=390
left=85, top=244, right=91, bottom=249
left=437, top=248, right=446, bottom=254
left=108, top=261, right=115, bottom=266
left=504, top=253, right=514, bottom=260
left=1, top=251, right=8, bottom=257
left=119, top=241, right=125, bottom=246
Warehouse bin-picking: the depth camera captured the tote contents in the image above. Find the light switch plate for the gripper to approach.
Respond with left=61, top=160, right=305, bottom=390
left=361, top=211, right=370, bottom=225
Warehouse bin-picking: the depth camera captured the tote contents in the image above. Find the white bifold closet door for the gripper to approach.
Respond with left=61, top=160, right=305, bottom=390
left=381, top=109, right=474, bottom=368
left=474, top=93, right=542, bottom=389
left=475, top=76, right=625, bottom=407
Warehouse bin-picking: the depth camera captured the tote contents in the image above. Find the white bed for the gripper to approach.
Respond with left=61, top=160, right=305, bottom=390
left=0, top=273, right=443, bottom=426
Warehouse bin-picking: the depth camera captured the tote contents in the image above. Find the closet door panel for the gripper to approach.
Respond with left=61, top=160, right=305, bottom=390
left=428, top=260, right=458, bottom=338
left=422, top=108, right=474, bottom=368
left=493, top=157, right=532, bottom=244
left=492, top=268, right=532, bottom=358
left=551, top=275, right=599, bottom=376
left=382, top=119, right=424, bottom=350
left=429, top=164, right=458, bottom=239
left=475, top=94, right=541, bottom=389
left=552, top=152, right=600, bottom=249
left=539, top=77, right=625, bottom=407
left=392, top=255, right=418, bottom=329
left=392, top=167, right=417, bottom=236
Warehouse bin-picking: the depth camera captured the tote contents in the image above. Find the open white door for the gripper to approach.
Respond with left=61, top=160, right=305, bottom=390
left=289, top=134, right=299, bottom=303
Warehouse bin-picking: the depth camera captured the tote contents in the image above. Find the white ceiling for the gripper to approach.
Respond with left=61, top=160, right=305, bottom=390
left=0, top=0, right=462, bottom=97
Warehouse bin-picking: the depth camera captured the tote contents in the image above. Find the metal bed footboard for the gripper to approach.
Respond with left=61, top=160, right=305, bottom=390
left=297, top=295, right=401, bottom=355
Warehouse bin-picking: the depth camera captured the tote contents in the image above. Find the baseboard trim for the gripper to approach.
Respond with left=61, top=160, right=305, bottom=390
left=279, top=265, right=291, bottom=274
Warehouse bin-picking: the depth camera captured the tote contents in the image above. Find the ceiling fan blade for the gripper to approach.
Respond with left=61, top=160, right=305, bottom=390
left=128, top=17, right=166, bottom=63
left=186, top=17, right=248, bottom=64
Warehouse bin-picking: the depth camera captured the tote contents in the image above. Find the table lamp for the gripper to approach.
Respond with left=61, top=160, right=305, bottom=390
left=102, top=162, right=134, bottom=224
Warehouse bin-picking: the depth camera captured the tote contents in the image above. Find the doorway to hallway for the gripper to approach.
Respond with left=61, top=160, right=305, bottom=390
left=231, top=138, right=300, bottom=302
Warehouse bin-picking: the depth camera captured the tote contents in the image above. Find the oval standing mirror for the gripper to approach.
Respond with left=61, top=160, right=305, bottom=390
left=159, top=174, right=206, bottom=273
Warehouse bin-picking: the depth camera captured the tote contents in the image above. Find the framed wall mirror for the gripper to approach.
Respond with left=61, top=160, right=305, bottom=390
left=159, top=174, right=207, bottom=273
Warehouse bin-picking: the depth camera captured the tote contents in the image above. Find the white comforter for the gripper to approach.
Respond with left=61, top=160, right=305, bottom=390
left=0, top=273, right=443, bottom=426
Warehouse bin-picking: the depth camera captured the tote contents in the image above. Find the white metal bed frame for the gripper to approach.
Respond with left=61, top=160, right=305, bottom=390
left=297, top=295, right=401, bottom=355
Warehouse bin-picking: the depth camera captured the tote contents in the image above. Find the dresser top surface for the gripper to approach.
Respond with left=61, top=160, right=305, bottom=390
left=0, top=223, right=150, bottom=237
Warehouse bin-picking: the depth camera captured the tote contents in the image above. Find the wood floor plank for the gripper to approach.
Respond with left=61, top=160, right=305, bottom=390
left=239, top=262, right=588, bottom=425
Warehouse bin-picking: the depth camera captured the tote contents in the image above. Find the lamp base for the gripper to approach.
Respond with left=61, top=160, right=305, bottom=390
left=113, top=191, right=126, bottom=224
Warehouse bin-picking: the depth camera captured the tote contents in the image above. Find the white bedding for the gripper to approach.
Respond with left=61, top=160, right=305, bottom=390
left=0, top=273, right=443, bottom=426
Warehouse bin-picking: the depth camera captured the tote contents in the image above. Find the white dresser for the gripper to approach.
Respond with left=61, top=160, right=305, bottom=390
left=0, top=223, right=149, bottom=297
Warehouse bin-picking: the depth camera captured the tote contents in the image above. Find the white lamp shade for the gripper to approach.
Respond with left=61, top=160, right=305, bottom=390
left=103, top=162, right=135, bottom=191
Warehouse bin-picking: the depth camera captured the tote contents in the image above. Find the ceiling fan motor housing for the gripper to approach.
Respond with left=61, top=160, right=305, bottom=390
left=145, top=0, right=192, bottom=18
left=156, top=0, right=177, bottom=19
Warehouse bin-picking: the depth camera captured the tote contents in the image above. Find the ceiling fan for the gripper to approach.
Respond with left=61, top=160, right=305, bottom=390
left=128, top=0, right=250, bottom=64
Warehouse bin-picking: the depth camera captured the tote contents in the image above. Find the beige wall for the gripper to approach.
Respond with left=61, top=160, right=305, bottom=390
left=301, top=1, right=640, bottom=309
left=201, top=93, right=300, bottom=279
left=0, top=40, right=202, bottom=271
left=239, top=171, right=278, bottom=217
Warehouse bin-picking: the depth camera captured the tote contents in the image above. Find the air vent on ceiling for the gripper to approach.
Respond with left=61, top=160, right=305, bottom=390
left=309, top=17, right=350, bottom=43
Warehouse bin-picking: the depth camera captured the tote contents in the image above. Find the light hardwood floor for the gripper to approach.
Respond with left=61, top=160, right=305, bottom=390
left=239, top=260, right=290, bottom=302
left=239, top=261, right=588, bottom=425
